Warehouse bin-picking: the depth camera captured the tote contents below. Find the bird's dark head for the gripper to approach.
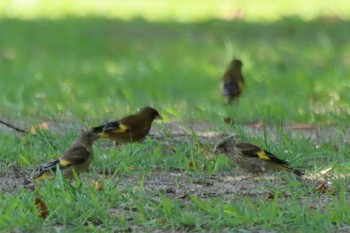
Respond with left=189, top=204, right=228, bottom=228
left=213, top=135, right=236, bottom=154
left=139, top=107, right=162, bottom=120
left=77, top=129, right=99, bottom=145
left=230, top=59, right=243, bottom=68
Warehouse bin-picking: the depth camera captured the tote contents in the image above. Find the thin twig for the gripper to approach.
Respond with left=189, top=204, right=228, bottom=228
left=0, top=119, right=30, bottom=134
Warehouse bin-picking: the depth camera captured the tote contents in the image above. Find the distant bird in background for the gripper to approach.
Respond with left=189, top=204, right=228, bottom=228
left=221, top=59, right=244, bottom=104
left=213, top=136, right=304, bottom=176
left=29, top=130, right=99, bottom=182
left=91, top=106, right=162, bottom=145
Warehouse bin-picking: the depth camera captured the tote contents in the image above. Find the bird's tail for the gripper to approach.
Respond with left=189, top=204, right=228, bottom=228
left=32, top=159, right=61, bottom=181
left=92, top=121, right=123, bottom=132
left=91, top=125, right=106, bottom=134
left=91, top=121, right=129, bottom=139
left=90, top=125, right=111, bottom=138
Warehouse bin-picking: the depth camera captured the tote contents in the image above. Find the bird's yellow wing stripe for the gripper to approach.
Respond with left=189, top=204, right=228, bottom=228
left=111, top=123, right=129, bottom=133
left=59, top=158, right=72, bottom=167
left=257, top=151, right=271, bottom=160
left=34, top=171, right=54, bottom=180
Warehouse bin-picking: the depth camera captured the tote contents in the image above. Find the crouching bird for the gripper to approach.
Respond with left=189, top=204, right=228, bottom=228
left=91, top=106, right=162, bottom=145
left=213, top=136, right=304, bottom=176
left=221, top=59, right=244, bottom=104
left=28, top=130, right=99, bottom=182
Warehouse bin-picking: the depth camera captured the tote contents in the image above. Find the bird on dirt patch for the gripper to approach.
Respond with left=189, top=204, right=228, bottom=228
left=213, top=136, right=304, bottom=176
left=29, top=129, right=99, bottom=182
left=221, top=59, right=244, bottom=104
left=91, top=106, right=162, bottom=145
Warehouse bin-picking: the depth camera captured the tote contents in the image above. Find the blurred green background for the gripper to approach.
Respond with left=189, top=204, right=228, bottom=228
left=0, top=0, right=350, bottom=126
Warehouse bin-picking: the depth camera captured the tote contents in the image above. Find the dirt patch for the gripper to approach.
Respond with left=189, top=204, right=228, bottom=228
left=0, top=163, right=28, bottom=194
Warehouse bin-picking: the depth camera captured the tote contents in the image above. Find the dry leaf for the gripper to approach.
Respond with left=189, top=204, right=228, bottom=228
left=316, top=181, right=335, bottom=194
left=29, top=121, right=49, bottom=135
left=319, top=167, right=333, bottom=176
left=95, top=181, right=103, bottom=191
left=35, top=197, right=49, bottom=219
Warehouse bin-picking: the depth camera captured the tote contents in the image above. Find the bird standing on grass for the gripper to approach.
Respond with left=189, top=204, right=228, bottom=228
left=213, top=136, right=304, bottom=176
left=221, top=59, right=244, bottom=104
left=91, top=106, right=162, bottom=145
left=29, top=130, right=99, bottom=182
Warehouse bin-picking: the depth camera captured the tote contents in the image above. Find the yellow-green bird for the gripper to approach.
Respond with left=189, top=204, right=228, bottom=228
left=30, top=130, right=99, bottom=181
left=213, top=136, right=304, bottom=176
left=222, top=59, right=244, bottom=104
left=91, top=106, right=162, bottom=144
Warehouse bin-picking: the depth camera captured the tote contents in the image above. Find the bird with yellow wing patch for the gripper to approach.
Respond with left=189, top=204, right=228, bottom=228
left=213, top=136, right=304, bottom=176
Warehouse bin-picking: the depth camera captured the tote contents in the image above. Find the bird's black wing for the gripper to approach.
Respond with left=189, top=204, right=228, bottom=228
left=236, top=142, right=289, bottom=165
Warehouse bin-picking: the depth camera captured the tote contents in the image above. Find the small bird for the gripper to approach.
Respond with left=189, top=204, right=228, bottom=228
left=213, top=136, right=304, bottom=176
left=221, top=59, right=244, bottom=104
left=29, top=130, right=99, bottom=182
left=91, top=107, right=162, bottom=144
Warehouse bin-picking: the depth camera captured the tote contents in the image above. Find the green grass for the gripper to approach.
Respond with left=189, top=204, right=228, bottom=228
left=1, top=17, right=350, bottom=124
left=1, top=1, right=350, bottom=232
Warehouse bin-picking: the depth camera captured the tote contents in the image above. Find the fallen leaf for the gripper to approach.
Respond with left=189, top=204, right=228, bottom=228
left=316, top=181, right=335, bottom=194
left=319, top=167, right=333, bottom=176
left=35, top=197, right=49, bottom=219
left=29, top=121, right=49, bottom=135
left=95, top=181, right=103, bottom=191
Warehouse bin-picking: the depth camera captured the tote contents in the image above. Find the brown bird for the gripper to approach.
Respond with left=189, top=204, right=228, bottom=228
left=222, top=59, right=244, bottom=104
left=30, top=130, right=99, bottom=181
left=213, top=136, right=304, bottom=176
left=91, top=106, right=162, bottom=144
